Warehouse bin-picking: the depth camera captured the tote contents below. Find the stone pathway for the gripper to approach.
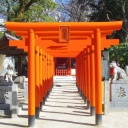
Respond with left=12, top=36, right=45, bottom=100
left=0, top=76, right=128, bottom=128
left=39, top=76, right=96, bottom=128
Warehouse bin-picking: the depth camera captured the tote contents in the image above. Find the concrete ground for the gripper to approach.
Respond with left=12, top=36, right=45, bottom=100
left=0, top=76, right=128, bottom=128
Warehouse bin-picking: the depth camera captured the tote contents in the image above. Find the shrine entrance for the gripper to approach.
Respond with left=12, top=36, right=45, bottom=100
left=5, top=21, right=122, bottom=127
left=55, top=57, right=76, bottom=76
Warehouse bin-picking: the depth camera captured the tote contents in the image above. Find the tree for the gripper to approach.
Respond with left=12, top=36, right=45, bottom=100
left=87, top=0, right=128, bottom=42
left=0, top=0, right=57, bottom=22
left=57, top=0, right=95, bottom=21
left=86, top=0, right=128, bottom=68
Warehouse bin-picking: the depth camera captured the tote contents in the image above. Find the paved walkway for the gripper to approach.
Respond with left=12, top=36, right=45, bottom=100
left=0, top=76, right=128, bottom=128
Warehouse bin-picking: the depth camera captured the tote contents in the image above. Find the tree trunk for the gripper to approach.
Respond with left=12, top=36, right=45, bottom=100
left=121, top=1, right=128, bottom=42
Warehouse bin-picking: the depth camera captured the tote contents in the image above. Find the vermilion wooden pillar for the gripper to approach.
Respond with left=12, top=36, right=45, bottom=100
left=94, top=28, right=102, bottom=125
left=50, top=56, right=53, bottom=90
left=39, top=48, right=43, bottom=109
left=80, top=52, right=83, bottom=94
left=81, top=51, right=85, bottom=98
left=47, top=54, right=50, bottom=95
left=69, top=57, right=71, bottom=74
left=43, top=52, right=46, bottom=104
left=35, top=46, right=40, bottom=118
left=42, top=51, right=45, bottom=102
left=76, top=56, right=78, bottom=87
left=45, top=53, right=48, bottom=97
left=76, top=55, right=79, bottom=89
left=86, top=47, right=90, bottom=109
left=51, top=56, right=53, bottom=89
left=79, top=52, right=82, bottom=94
left=28, top=29, right=35, bottom=127
left=47, top=53, right=50, bottom=96
left=77, top=54, right=80, bottom=91
left=44, top=52, right=47, bottom=99
left=81, top=52, right=83, bottom=95
left=83, top=49, right=87, bottom=103
left=53, top=57, right=55, bottom=76
left=90, top=45, right=95, bottom=116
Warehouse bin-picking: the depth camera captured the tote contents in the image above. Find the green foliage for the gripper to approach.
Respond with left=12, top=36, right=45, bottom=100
left=23, top=0, right=56, bottom=22
left=87, top=0, right=128, bottom=68
left=89, top=0, right=126, bottom=21
left=109, top=43, right=128, bottom=68
left=0, top=32, right=4, bottom=38
left=0, top=0, right=57, bottom=22
left=88, top=0, right=128, bottom=42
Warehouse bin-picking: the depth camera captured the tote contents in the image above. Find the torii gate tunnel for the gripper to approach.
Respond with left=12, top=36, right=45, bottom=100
left=5, top=21, right=122, bottom=127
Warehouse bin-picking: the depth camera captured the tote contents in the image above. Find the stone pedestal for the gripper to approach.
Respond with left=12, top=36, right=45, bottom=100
left=102, top=60, right=110, bottom=80
left=0, top=83, right=18, bottom=117
left=103, top=81, right=110, bottom=115
left=102, top=51, right=109, bottom=60
left=12, top=84, right=18, bottom=117
left=110, top=80, right=128, bottom=109
left=24, top=81, right=28, bottom=102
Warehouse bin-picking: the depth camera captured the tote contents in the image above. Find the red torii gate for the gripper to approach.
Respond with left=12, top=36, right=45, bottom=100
left=5, top=21, right=122, bottom=127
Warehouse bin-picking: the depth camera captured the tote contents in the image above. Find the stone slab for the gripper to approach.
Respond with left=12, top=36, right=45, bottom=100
left=24, top=81, right=28, bottom=102
left=103, top=81, right=110, bottom=115
left=111, top=83, right=128, bottom=108
left=111, top=84, right=128, bottom=101
left=102, top=60, right=109, bottom=80
left=0, top=86, right=12, bottom=104
left=0, top=84, right=18, bottom=117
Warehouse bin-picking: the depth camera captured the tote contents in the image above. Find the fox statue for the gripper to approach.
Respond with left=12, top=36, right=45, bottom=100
left=110, top=61, right=127, bottom=82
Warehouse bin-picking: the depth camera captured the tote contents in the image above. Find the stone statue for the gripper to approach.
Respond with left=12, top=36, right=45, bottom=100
left=0, top=55, right=17, bottom=83
left=110, top=61, right=127, bottom=83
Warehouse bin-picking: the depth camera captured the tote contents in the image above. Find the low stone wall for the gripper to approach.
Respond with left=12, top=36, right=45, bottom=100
left=0, top=83, right=17, bottom=117
left=110, top=81, right=128, bottom=108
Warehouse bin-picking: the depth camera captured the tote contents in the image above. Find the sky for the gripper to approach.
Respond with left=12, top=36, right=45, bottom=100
left=0, top=14, right=7, bottom=20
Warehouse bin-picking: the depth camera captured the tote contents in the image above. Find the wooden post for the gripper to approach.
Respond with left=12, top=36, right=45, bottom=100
left=90, top=45, right=95, bottom=116
left=77, top=55, right=80, bottom=91
left=45, top=53, right=48, bottom=97
left=94, top=28, right=102, bottom=125
left=69, top=57, right=71, bottom=75
left=42, top=51, right=45, bottom=101
left=28, top=29, right=35, bottom=127
left=76, top=56, right=78, bottom=87
left=81, top=51, right=84, bottom=97
left=80, top=52, right=82, bottom=93
left=50, top=56, right=54, bottom=90
left=39, top=48, right=43, bottom=109
left=86, top=47, right=90, bottom=109
left=43, top=52, right=46, bottom=105
left=83, top=49, right=87, bottom=103
left=35, top=46, right=40, bottom=118
left=47, top=53, right=49, bottom=96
